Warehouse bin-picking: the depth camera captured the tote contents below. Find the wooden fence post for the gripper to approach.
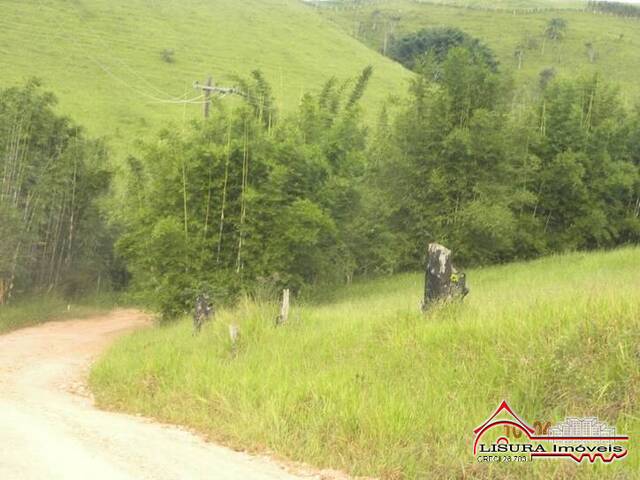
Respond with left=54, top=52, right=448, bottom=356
left=228, top=324, right=240, bottom=350
left=276, top=288, right=290, bottom=326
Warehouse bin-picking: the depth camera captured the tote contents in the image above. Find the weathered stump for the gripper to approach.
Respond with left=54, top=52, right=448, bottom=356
left=421, top=243, right=469, bottom=311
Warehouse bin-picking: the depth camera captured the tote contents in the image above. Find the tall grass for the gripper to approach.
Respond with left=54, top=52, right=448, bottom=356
left=90, top=247, right=640, bottom=479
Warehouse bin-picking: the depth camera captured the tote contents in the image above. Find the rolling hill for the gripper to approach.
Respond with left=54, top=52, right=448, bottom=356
left=312, top=0, right=640, bottom=103
left=0, top=0, right=411, bottom=157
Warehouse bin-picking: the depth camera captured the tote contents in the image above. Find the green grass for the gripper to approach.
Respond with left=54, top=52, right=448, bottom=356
left=90, top=247, right=640, bottom=479
left=315, top=0, right=640, bottom=104
left=0, top=293, right=119, bottom=334
left=0, top=0, right=411, bottom=158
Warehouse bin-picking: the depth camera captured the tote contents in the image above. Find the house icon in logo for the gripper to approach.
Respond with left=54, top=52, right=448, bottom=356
left=473, top=400, right=629, bottom=463
left=473, top=400, right=535, bottom=454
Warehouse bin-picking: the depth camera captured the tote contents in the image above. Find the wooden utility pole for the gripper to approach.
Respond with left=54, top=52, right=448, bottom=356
left=228, top=323, right=240, bottom=354
left=202, top=76, right=212, bottom=119
left=194, top=76, right=244, bottom=119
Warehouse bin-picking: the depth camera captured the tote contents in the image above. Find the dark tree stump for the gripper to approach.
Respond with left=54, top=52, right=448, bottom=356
left=421, top=243, right=469, bottom=311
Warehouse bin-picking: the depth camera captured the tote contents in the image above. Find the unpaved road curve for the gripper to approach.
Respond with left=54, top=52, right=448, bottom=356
left=0, top=309, right=316, bottom=480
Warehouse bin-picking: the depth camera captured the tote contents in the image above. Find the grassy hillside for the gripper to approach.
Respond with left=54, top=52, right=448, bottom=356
left=313, top=0, right=640, bottom=103
left=91, top=247, right=640, bottom=479
left=0, top=0, right=410, bottom=157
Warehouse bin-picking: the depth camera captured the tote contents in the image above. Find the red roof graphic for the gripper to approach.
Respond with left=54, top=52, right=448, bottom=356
left=473, top=400, right=535, bottom=435
left=473, top=401, right=629, bottom=462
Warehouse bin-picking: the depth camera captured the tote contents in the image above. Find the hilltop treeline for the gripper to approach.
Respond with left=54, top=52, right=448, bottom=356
left=587, top=1, right=640, bottom=18
left=116, top=49, right=639, bottom=317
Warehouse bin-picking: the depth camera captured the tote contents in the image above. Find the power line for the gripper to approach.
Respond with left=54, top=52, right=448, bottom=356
left=31, top=0, right=213, bottom=106
left=194, top=76, right=247, bottom=118
left=17, top=1, right=354, bottom=114
left=50, top=0, right=185, bottom=101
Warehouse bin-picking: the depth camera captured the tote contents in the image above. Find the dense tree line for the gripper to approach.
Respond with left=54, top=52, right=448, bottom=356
left=3, top=46, right=639, bottom=316
left=116, top=53, right=639, bottom=317
left=0, top=80, right=114, bottom=304
left=367, top=49, right=640, bottom=269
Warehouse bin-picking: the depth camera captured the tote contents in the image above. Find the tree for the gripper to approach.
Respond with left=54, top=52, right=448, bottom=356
left=368, top=47, right=640, bottom=270
left=388, top=27, right=498, bottom=73
left=0, top=80, right=113, bottom=303
left=545, top=18, right=567, bottom=41
left=530, top=76, right=640, bottom=249
left=116, top=68, right=374, bottom=318
left=369, top=44, right=522, bottom=267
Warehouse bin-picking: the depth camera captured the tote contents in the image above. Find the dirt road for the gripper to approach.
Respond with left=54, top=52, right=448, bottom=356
left=0, top=310, right=315, bottom=480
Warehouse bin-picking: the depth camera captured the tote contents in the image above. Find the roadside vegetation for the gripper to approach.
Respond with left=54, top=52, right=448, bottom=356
left=91, top=247, right=640, bottom=479
left=0, top=294, right=118, bottom=334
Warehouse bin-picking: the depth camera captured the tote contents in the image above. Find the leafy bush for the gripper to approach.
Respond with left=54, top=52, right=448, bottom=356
left=160, top=48, right=175, bottom=63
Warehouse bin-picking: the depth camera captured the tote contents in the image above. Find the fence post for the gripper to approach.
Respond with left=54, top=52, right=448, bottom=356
left=276, top=288, right=290, bottom=325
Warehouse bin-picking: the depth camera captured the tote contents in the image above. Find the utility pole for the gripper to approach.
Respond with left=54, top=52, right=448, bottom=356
left=202, top=76, right=212, bottom=119
left=194, top=76, right=244, bottom=119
